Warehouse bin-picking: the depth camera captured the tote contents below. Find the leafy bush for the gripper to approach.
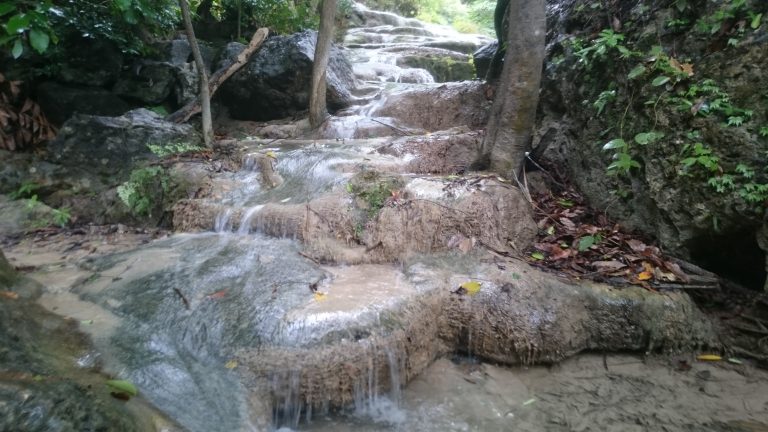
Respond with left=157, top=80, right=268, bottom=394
left=117, top=166, right=168, bottom=217
left=208, top=0, right=318, bottom=35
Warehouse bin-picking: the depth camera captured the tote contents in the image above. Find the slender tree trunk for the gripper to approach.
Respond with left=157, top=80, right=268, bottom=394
left=481, top=0, right=546, bottom=178
left=309, top=0, right=337, bottom=128
left=179, top=0, right=213, bottom=147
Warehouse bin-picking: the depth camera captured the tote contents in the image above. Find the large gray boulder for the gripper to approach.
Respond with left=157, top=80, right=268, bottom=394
left=216, top=31, right=357, bottom=121
left=113, top=62, right=178, bottom=105
left=48, top=109, right=199, bottom=177
left=36, top=81, right=133, bottom=125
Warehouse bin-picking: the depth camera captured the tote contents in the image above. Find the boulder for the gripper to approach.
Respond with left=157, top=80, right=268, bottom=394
left=372, top=81, right=491, bottom=131
left=47, top=109, right=199, bottom=177
left=472, top=41, right=498, bottom=80
left=36, top=81, right=133, bottom=125
left=216, top=31, right=357, bottom=121
left=56, top=37, right=124, bottom=87
left=113, top=62, right=178, bottom=105
left=152, top=38, right=217, bottom=71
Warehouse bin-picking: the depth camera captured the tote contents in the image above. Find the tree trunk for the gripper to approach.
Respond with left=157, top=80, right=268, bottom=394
left=166, top=28, right=268, bottom=124
left=481, top=0, right=546, bottom=178
left=178, top=0, right=213, bottom=147
left=309, top=0, right=337, bottom=128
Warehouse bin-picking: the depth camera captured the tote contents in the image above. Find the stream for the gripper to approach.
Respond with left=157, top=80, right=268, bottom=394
left=4, top=3, right=768, bottom=432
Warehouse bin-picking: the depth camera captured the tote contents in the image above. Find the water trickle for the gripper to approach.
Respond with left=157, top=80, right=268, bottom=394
left=214, top=208, right=233, bottom=233
left=237, top=205, right=264, bottom=234
left=271, top=369, right=304, bottom=430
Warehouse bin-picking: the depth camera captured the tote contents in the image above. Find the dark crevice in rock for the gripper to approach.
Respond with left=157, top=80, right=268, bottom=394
left=688, top=228, right=767, bottom=291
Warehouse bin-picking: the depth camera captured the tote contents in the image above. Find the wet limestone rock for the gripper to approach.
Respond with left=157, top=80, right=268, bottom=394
left=378, top=128, right=483, bottom=174
left=381, top=46, right=476, bottom=82
left=217, top=31, right=357, bottom=121
left=373, top=81, right=490, bottom=131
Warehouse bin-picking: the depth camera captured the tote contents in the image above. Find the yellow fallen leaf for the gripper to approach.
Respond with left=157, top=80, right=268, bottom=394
left=460, top=281, right=481, bottom=295
left=637, top=271, right=653, bottom=281
left=225, top=360, right=238, bottom=369
left=697, top=354, right=722, bottom=361
left=314, top=292, right=327, bottom=301
left=265, top=151, right=277, bottom=159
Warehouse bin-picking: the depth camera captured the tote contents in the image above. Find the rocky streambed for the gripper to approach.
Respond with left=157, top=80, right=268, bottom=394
left=2, top=2, right=768, bottom=432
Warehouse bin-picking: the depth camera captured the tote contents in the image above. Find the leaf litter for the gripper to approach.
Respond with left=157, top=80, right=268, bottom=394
left=525, top=187, right=694, bottom=290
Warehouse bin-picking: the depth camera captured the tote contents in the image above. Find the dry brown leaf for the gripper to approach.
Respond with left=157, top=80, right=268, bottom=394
left=593, top=260, right=626, bottom=270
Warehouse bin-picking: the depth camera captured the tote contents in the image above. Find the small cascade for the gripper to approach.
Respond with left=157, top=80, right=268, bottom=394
left=271, top=369, right=304, bottom=430
left=351, top=341, right=406, bottom=425
left=237, top=205, right=264, bottom=234
left=214, top=208, right=233, bottom=233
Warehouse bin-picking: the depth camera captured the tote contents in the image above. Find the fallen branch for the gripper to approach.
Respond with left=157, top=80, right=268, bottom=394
left=167, top=28, right=269, bottom=124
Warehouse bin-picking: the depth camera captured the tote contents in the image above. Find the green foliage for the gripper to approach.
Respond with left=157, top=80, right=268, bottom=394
left=1, top=0, right=179, bottom=58
left=0, top=0, right=58, bottom=58
left=9, top=180, right=39, bottom=200
left=117, top=166, right=168, bottom=217
left=51, top=207, right=71, bottom=227
left=680, top=142, right=720, bottom=173
left=694, top=0, right=748, bottom=35
left=592, top=90, right=616, bottom=116
left=570, top=13, right=767, bottom=211
left=346, top=174, right=402, bottom=218
left=146, top=141, right=204, bottom=157
left=208, top=0, right=318, bottom=34
left=574, top=30, right=637, bottom=67
left=412, top=0, right=493, bottom=35
left=10, top=181, right=71, bottom=227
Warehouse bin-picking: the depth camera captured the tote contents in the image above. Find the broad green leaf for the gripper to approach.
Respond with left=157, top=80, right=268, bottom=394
left=651, top=76, right=670, bottom=86
left=681, top=157, right=697, bottom=167
left=29, top=28, right=49, bottom=54
left=6, top=14, right=30, bottom=34
left=460, top=281, right=481, bottom=295
left=531, top=252, right=545, bottom=260
left=106, top=379, right=138, bottom=396
left=634, top=131, right=664, bottom=145
left=627, top=65, right=646, bottom=79
left=578, top=235, right=595, bottom=251
left=602, top=138, right=626, bottom=151
left=0, top=3, right=15, bottom=17
left=751, top=13, right=762, bottom=29
left=11, top=38, right=22, bottom=58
